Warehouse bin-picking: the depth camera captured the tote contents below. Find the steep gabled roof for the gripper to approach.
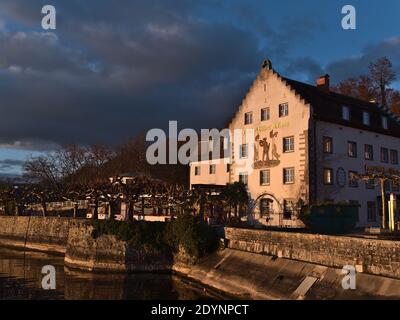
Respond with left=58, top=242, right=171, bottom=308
left=283, top=77, right=400, bottom=138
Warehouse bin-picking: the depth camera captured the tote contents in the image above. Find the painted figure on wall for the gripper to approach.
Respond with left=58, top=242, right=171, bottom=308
left=254, top=135, right=260, bottom=162
left=253, top=130, right=281, bottom=169
left=259, top=137, right=270, bottom=161
left=270, top=130, right=280, bottom=161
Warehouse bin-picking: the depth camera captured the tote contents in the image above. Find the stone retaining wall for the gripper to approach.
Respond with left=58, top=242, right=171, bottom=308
left=64, top=224, right=172, bottom=272
left=0, top=216, right=88, bottom=254
left=225, top=227, right=400, bottom=279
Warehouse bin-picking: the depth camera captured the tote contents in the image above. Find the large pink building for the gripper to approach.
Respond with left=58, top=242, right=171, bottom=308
left=190, top=60, right=400, bottom=228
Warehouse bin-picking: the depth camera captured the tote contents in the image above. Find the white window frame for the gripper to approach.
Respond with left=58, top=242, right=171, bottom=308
left=283, top=167, right=295, bottom=184
left=240, top=144, right=248, bottom=159
left=260, top=170, right=270, bottom=186
left=279, top=103, right=289, bottom=117
left=283, top=136, right=295, bottom=153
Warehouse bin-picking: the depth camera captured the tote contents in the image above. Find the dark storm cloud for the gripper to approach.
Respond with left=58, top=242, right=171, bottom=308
left=0, top=0, right=272, bottom=148
left=1, top=0, right=394, bottom=151
left=280, top=37, right=400, bottom=86
left=326, top=37, right=400, bottom=83
left=284, top=57, right=325, bottom=83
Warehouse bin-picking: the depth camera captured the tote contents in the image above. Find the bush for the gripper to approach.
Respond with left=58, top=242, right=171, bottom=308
left=92, top=220, right=168, bottom=253
left=299, top=204, right=360, bottom=234
left=165, top=213, right=218, bottom=261
left=92, top=214, right=219, bottom=260
left=4, top=201, right=16, bottom=216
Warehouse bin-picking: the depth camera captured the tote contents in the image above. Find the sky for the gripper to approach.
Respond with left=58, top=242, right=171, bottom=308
left=0, top=0, right=400, bottom=176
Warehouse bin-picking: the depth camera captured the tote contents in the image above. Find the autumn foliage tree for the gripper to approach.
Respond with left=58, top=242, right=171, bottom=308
left=333, top=57, right=400, bottom=115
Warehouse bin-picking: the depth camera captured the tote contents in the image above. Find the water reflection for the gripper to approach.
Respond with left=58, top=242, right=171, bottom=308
left=0, top=247, right=221, bottom=300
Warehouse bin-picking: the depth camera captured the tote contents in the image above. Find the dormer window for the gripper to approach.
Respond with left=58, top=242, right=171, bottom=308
left=342, top=106, right=350, bottom=121
left=381, top=116, right=388, bottom=130
left=362, top=112, right=370, bottom=126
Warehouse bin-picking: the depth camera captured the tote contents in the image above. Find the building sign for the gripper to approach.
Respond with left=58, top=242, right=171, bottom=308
left=365, top=165, right=400, bottom=176
left=255, top=121, right=290, bottom=133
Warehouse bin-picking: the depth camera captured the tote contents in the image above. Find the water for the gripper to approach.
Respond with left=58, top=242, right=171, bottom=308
left=0, top=247, right=222, bottom=300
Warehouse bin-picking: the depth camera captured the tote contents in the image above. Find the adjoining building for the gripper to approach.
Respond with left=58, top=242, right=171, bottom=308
left=190, top=59, right=400, bottom=228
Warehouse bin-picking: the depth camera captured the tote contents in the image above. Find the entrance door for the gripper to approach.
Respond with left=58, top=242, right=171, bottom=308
left=260, top=198, right=273, bottom=218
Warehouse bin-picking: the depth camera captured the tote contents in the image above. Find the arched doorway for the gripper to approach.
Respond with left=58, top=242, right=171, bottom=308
left=252, top=193, right=283, bottom=226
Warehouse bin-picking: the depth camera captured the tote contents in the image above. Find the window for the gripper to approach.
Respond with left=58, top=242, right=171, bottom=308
left=342, top=106, right=350, bottom=120
left=323, top=168, right=334, bottom=185
left=390, top=150, right=399, bottom=165
left=194, top=166, right=201, bottom=176
left=365, top=144, right=374, bottom=160
left=279, top=103, right=289, bottom=117
left=244, top=112, right=253, bottom=125
left=209, top=164, right=216, bottom=175
left=239, top=172, right=248, bottom=186
left=261, top=108, right=270, bottom=121
left=367, top=202, right=377, bottom=222
left=283, top=136, right=295, bottom=153
left=260, top=170, right=270, bottom=186
left=226, top=164, right=231, bottom=173
left=363, top=111, right=370, bottom=126
left=382, top=116, right=388, bottom=130
left=348, top=171, right=359, bottom=188
left=283, top=200, right=295, bottom=220
left=365, top=179, right=375, bottom=189
left=323, top=137, right=333, bottom=154
left=348, top=141, right=357, bottom=158
left=240, top=144, right=248, bottom=159
left=208, top=138, right=213, bottom=153
left=283, top=167, right=295, bottom=184
left=381, top=147, right=389, bottom=163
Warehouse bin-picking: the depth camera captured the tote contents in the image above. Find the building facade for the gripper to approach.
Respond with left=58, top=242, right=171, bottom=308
left=189, top=60, right=400, bottom=228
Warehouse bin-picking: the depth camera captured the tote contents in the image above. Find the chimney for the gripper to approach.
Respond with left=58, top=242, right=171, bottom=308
left=316, top=74, right=330, bottom=92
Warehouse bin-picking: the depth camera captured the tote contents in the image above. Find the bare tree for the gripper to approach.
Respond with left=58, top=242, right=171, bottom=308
left=333, top=57, right=399, bottom=115
left=369, top=57, right=396, bottom=106
left=24, top=155, right=61, bottom=187
left=354, top=169, right=400, bottom=230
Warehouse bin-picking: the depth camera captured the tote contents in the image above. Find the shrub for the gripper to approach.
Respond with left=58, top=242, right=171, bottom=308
left=165, top=213, right=218, bottom=261
left=92, top=215, right=219, bottom=260
left=299, top=204, right=360, bottom=234
left=92, top=220, right=168, bottom=253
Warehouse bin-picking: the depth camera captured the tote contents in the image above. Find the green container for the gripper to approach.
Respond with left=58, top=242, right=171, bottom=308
left=299, top=204, right=359, bottom=235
